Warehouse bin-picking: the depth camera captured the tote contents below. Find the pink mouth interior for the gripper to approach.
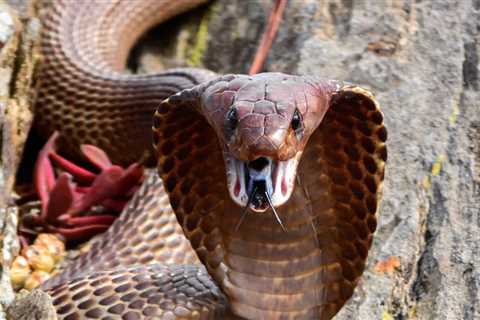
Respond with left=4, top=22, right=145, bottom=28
left=281, top=179, right=287, bottom=196
left=231, top=159, right=291, bottom=205
left=273, top=162, right=287, bottom=196
left=272, top=164, right=279, bottom=191
left=234, top=178, right=241, bottom=197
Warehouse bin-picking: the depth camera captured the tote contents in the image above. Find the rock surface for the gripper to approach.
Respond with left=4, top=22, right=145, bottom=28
left=7, top=290, right=56, bottom=320
left=0, top=1, right=39, bottom=319
left=135, top=1, right=480, bottom=319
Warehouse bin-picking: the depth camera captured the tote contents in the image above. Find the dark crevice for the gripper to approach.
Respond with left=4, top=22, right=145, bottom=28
left=462, top=42, right=479, bottom=90
left=328, top=0, right=353, bottom=38
left=470, top=121, right=480, bottom=185
left=473, top=0, right=480, bottom=11
left=7, top=27, right=24, bottom=99
left=15, top=129, right=44, bottom=185
left=409, top=183, right=448, bottom=316
left=462, top=264, right=478, bottom=319
left=127, top=2, right=211, bottom=72
left=462, top=0, right=479, bottom=90
left=410, top=229, right=440, bottom=299
left=203, top=1, right=266, bottom=74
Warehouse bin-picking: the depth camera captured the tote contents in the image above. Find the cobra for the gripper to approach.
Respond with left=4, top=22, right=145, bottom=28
left=35, top=1, right=388, bottom=319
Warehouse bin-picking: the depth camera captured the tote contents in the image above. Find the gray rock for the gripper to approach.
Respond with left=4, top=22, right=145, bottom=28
left=0, top=208, right=19, bottom=320
left=0, top=1, right=39, bottom=319
left=7, top=290, right=56, bottom=320
left=135, top=0, right=480, bottom=319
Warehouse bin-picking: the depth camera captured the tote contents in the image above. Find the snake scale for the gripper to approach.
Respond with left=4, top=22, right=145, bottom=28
left=34, top=1, right=387, bottom=319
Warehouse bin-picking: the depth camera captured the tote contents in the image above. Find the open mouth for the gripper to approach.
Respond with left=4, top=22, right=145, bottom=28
left=244, top=157, right=273, bottom=212
left=224, top=152, right=301, bottom=214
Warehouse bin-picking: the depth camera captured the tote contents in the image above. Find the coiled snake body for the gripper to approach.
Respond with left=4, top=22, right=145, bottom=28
left=35, top=1, right=387, bottom=319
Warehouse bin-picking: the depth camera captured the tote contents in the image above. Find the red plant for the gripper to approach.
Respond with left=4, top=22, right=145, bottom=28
left=19, top=132, right=144, bottom=242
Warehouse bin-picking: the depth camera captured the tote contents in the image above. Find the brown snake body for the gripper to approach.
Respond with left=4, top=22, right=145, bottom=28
left=35, top=1, right=387, bottom=319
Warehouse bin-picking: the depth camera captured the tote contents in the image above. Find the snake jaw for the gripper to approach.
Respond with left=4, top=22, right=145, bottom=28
left=224, top=152, right=302, bottom=212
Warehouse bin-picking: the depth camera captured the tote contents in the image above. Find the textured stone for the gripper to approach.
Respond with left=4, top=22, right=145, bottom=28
left=0, top=1, right=40, bottom=319
left=135, top=1, right=480, bottom=319
left=7, top=290, right=57, bottom=320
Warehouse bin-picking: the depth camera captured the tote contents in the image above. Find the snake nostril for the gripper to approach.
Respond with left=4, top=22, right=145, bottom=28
left=248, top=157, right=269, bottom=171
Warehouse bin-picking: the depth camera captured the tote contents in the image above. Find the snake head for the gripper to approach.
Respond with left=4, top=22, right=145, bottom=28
left=154, top=73, right=386, bottom=319
left=197, top=73, right=339, bottom=212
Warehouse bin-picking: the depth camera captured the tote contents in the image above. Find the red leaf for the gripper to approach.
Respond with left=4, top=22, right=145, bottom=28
left=69, top=166, right=124, bottom=214
left=125, top=185, right=140, bottom=198
left=34, top=132, right=58, bottom=214
left=81, top=144, right=112, bottom=170
left=115, top=163, right=144, bottom=195
left=60, top=214, right=117, bottom=227
left=49, top=152, right=96, bottom=184
left=75, top=186, right=91, bottom=194
left=54, top=225, right=111, bottom=241
left=44, top=172, right=77, bottom=223
left=102, top=198, right=128, bottom=212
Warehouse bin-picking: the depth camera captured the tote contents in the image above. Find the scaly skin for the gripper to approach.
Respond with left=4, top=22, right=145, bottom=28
left=36, top=0, right=215, bottom=165
left=153, top=74, right=387, bottom=319
left=36, top=1, right=387, bottom=320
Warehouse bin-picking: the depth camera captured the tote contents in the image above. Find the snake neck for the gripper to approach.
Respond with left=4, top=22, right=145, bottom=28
left=36, top=0, right=214, bottom=165
left=218, top=188, right=338, bottom=319
left=153, top=77, right=386, bottom=319
left=208, top=144, right=369, bottom=320
left=156, top=126, right=367, bottom=319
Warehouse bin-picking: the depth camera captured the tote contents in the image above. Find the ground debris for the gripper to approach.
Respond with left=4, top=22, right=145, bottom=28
left=6, top=290, right=56, bottom=320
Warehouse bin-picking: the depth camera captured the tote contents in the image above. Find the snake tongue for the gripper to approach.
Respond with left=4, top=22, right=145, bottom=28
left=250, top=180, right=269, bottom=211
left=245, top=157, right=274, bottom=208
left=236, top=179, right=287, bottom=231
left=227, top=153, right=300, bottom=209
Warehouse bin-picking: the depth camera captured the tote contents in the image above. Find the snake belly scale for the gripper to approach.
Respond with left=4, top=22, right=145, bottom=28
left=34, top=1, right=388, bottom=319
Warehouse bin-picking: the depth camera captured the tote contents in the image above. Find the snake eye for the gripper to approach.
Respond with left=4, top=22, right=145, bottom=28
left=291, top=108, right=304, bottom=139
left=224, top=108, right=238, bottom=141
